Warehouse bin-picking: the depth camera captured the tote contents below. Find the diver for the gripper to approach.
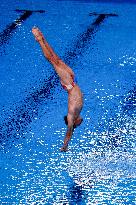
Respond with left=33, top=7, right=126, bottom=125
left=32, top=27, right=83, bottom=152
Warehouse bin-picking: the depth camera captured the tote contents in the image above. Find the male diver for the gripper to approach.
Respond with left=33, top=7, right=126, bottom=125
left=32, top=27, right=83, bottom=152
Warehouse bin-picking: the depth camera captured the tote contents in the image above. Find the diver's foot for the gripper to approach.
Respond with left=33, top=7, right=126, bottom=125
left=60, top=144, right=68, bottom=152
left=32, top=27, right=44, bottom=42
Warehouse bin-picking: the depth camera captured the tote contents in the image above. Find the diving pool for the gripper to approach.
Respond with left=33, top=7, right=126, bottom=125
left=0, top=0, right=136, bottom=204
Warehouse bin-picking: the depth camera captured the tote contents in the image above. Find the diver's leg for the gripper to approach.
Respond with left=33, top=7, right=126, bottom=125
left=32, top=27, right=61, bottom=66
left=32, top=27, right=75, bottom=84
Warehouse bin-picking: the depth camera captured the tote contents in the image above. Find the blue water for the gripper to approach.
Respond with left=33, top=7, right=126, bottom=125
left=0, top=0, right=136, bottom=204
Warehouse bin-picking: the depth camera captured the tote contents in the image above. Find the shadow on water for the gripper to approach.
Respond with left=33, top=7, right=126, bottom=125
left=55, top=172, right=87, bottom=204
left=0, top=12, right=118, bottom=145
left=67, top=183, right=86, bottom=205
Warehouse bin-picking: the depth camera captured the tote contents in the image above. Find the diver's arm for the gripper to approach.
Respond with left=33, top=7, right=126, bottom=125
left=60, top=114, right=74, bottom=152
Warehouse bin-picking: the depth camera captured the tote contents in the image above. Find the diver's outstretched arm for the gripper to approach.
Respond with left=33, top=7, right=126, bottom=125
left=60, top=114, right=74, bottom=152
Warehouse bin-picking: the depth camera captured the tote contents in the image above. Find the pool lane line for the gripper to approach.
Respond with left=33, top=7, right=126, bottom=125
left=0, top=12, right=118, bottom=145
left=89, top=12, right=118, bottom=17
left=0, top=73, right=58, bottom=145
left=15, top=9, right=45, bottom=13
left=91, top=12, right=118, bottom=25
left=0, top=9, right=46, bottom=46
left=64, top=12, right=118, bottom=64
